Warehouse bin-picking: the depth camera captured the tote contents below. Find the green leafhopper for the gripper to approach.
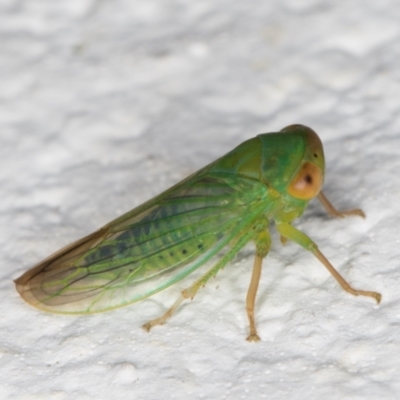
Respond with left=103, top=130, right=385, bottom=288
left=15, top=125, right=381, bottom=341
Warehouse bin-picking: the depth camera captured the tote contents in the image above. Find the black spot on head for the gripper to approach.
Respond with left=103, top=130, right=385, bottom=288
left=313, top=153, right=318, bottom=158
left=197, top=244, right=204, bottom=250
left=305, top=174, right=313, bottom=184
left=182, top=249, right=187, bottom=254
left=169, top=252, right=174, bottom=257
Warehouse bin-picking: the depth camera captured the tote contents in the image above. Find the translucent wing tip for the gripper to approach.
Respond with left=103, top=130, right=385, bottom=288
left=14, top=228, right=109, bottom=314
left=14, top=262, right=102, bottom=314
left=14, top=264, right=49, bottom=310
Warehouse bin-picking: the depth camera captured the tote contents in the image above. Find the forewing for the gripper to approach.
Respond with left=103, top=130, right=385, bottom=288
left=15, top=173, right=269, bottom=314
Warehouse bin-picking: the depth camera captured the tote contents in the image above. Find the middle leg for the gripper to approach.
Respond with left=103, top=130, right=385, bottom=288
left=246, top=230, right=271, bottom=342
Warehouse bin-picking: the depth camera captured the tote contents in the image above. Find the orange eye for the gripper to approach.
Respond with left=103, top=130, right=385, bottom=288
left=288, top=162, right=323, bottom=200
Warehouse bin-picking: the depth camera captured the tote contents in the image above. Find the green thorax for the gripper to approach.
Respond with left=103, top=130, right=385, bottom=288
left=206, top=125, right=326, bottom=223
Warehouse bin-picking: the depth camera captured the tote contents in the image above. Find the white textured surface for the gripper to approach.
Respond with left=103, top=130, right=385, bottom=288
left=1, top=1, right=400, bottom=399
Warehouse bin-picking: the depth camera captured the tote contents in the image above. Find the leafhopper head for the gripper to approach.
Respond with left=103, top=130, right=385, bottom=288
left=257, top=124, right=325, bottom=202
left=280, top=125, right=325, bottom=200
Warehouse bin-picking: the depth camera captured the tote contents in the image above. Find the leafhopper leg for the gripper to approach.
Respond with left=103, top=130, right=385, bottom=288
left=246, top=231, right=271, bottom=342
left=143, top=227, right=256, bottom=334
left=276, top=222, right=381, bottom=303
left=246, top=255, right=262, bottom=342
left=142, top=296, right=185, bottom=332
left=318, top=191, right=365, bottom=219
left=312, top=248, right=381, bottom=303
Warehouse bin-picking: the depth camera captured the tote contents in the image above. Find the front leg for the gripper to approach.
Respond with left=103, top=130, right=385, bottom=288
left=276, top=222, right=381, bottom=303
left=318, top=191, right=365, bottom=218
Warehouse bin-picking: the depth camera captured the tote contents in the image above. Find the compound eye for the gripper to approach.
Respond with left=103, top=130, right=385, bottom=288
left=288, top=162, right=323, bottom=200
